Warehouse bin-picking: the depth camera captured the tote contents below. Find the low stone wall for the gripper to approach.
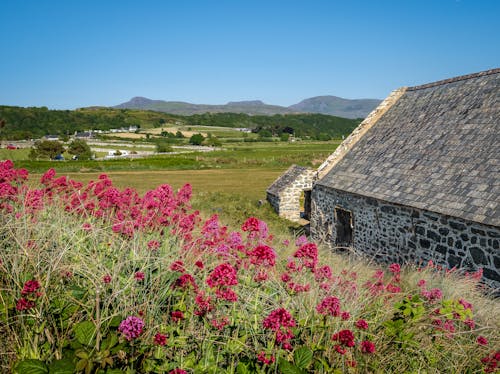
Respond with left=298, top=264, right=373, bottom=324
left=311, top=185, right=500, bottom=291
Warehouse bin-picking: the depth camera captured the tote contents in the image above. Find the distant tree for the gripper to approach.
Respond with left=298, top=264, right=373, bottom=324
left=175, top=131, right=185, bottom=138
left=258, top=129, right=273, bottom=138
left=68, top=139, right=92, bottom=160
left=29, top=140, right=65, bottom=160
left=280, top=133, right=290, bottom=142
left=156, top=141, right=173, bottom=153
left=282, top=126, right=294, bottom=135
left=189, top=133, right=204, bottom=145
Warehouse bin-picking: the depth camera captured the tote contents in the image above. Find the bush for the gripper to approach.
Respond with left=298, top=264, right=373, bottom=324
left=68, top=139, right=92, bottom=160
left=156, top=142, right=173, bottom=153
left=189, top=133, right=204, bottom=145
left=0, top=160, right=498, bottom=373
left=28, top=140, right=65, bottom=160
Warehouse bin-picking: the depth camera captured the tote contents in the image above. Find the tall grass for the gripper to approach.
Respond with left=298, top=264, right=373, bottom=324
left=1, top=160, right=498, bottom=373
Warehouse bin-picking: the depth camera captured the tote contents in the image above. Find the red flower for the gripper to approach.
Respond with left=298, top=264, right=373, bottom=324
left=257, top=351, right=275, bottom=365
left=134, top=271, right=145, bottom=281
left=316, top=296, right=341, bottom=317
left=154, top=333, right=167, bottom=346
left=332, top=329, right=355, bottom=347
left=477, top=336, right=489, bottom=346
left=21, top=280, right=41, bottom=296
left=170, top=261, right=185, bottom=272
left=247, top=245, right=276, bottom=267
left=341, top=311, right=351, bottom=320
left=389, top=263, right=401, bottom=274
left=360, top=340, right=376, bottom=354
left=242, top=217, right=260, bottom=232
left=293, top=243, right=318, bottom=269
left=355, top=319, right=369, bottom=330
left=16, top=298, right=35, bottom=311
left=147, top=240, right=160, bottom=250
left=206, top=263, right=238, bottom=287
left=169, top=369, right=187, bottom=374
left=174, top=274, right=198, bottom=291
left=195, top=260, right=204, bottom=269
left=103, top=274, right=112, bottom=284
left=215, top=287, right=238, bottom=302
left=171, top=310, right=184, bottom=322
left=263, top=308, right=296, bottom=331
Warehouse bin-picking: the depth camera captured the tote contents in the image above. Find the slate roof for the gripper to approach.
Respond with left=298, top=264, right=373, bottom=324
left=267, top=165, right=311, bottom=195
left=317, top=68, right=500, bottom=227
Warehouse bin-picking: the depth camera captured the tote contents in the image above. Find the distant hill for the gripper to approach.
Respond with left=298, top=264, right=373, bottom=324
left=113, top=95, right=381, bottom=118
left=114, top=97, right=294, bottom=116
left=288, top=96, right=382, bottom=119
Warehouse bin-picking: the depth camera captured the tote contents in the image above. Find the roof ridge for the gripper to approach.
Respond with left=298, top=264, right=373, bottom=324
left=407, top=68, right=500, bottom=91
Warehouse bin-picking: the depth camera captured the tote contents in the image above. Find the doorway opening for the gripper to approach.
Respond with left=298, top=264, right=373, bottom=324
left=335, top=207, right=353, bottom=247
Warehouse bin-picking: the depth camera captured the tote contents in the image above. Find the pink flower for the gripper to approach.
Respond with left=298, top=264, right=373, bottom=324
left=147, top=240, right=160, bottom=250
left=82, top=223, right=92, bottom=231
left=247, top=245, right=276, bottom=267
left=293, top=243, right=318, bottom=269
left=477, top=336, right=489, bottom=346
left=154, top=333, right=167, bottom=346
left=194, top=291, right=213, bottom=316
left=263, top=308, right=296, bottom=331
left=332, top=329, right=355, bottom=347
left=316, top=296, right=341, bottom=317
left=341, top=311, right=351, bottom=320
left=171, top=310, right=184, bottom=322
left=170, top=261, right=185, bottom=272
left=314, top=265, right=332, bottom=281
left=389, top=263, right=401, bottom=274
left=417, top=279, right=427, bottom=288
left=459, top=298, right=473, bottom=311
left=360, top=340, right=376, bottom=354
left=257, top=351, right=275, bottom=365
left=118, top=316, right=144, bottom=341
left=169, top=369, right=187, bottom=374
left=355, top=319, right=369, bottom=330
left=215, top=287, right=238, bottom=302
left=195, top=260, right=204, bottom=269
left=210, top=316, right=229, bottom=330
left=242, top=217, right=260, bottom=232
left=21, top=280, right=41, bottom=296
left=16, top=298, right=35, bottom=311
left=134, top=271, right=145, bottom=281
left=174, top=274, right=198, bottom=291
left=103, top=274, right=112, bottom=284
left=206, top=263, right=238, bottom=287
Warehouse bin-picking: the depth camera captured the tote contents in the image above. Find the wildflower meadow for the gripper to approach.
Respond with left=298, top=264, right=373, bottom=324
left=0, top=159, right=498, bottom=373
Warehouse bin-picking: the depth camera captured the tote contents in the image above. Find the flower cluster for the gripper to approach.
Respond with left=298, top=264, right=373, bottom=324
left=16, top=279, right=42, bottom=311
left=118, top=316, right=144, bottom=341
left=263, top=308, right=296, bottom=350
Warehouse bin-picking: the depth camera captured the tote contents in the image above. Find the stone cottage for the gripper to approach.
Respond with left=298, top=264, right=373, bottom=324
left=269, top=68, right=500, bottom=290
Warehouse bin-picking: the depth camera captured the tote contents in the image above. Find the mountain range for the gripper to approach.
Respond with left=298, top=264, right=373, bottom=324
left=113, top=95, right=381, bottom=119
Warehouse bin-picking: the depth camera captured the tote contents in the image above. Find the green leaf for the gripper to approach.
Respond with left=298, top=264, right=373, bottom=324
left=106, top=370, right=125, bottom=374
left=279, top=358, right=306, bottom=374
left=294, top=346, right=313, bottom=369
left=236, top=362, right=250, bottom=374
left=48, top=357, right=76, bottom=374
left=74, top=321, right=96, bottom=346
left=14, top=359, right=48, bottom=374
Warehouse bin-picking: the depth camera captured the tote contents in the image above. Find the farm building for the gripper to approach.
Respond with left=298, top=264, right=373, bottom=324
left=268, top=68, right=500, bottom=290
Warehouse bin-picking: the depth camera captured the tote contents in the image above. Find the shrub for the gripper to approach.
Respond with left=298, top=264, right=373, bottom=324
left=0, top=159, right=498, bottom=373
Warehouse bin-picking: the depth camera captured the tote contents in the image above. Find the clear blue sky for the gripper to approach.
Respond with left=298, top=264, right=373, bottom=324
left=1, top=0, right=498, bottom=109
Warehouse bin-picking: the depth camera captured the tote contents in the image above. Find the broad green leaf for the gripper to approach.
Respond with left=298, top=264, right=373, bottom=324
left=236, top=362, right=250, bottom=374
left=14, top=359, right=49, bottom=374
left=279, top=358, right=306, bottom=374
left=294, top=346, right=313, bottom=369
left=74, top=321, right=96, bottom=346
left=48, top=357, right=75, bottom=374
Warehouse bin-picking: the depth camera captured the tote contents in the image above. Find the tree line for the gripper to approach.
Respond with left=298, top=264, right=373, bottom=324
left=0, top=106, right=361, bottom=140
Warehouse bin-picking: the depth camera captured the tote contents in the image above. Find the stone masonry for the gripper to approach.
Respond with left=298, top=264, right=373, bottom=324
left=267, top=165, right=315, bottom=222
left=311, top=185, right=500, bottom=291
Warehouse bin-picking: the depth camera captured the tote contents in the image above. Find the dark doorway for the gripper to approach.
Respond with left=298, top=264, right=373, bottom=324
left=303, top=190, right=312, bottom=221
left=335, top=207, right=353, bottom=247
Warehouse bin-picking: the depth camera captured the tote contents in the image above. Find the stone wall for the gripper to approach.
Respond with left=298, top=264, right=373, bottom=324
left=311, top=185, right=500, bottom=291
left=266, top=166, right=315, bottom=222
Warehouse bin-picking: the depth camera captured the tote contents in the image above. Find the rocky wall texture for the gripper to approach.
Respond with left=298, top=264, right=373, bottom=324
left=267, top=166, right=314, bottom=222
left=311, top=185, right=500, bottom=291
